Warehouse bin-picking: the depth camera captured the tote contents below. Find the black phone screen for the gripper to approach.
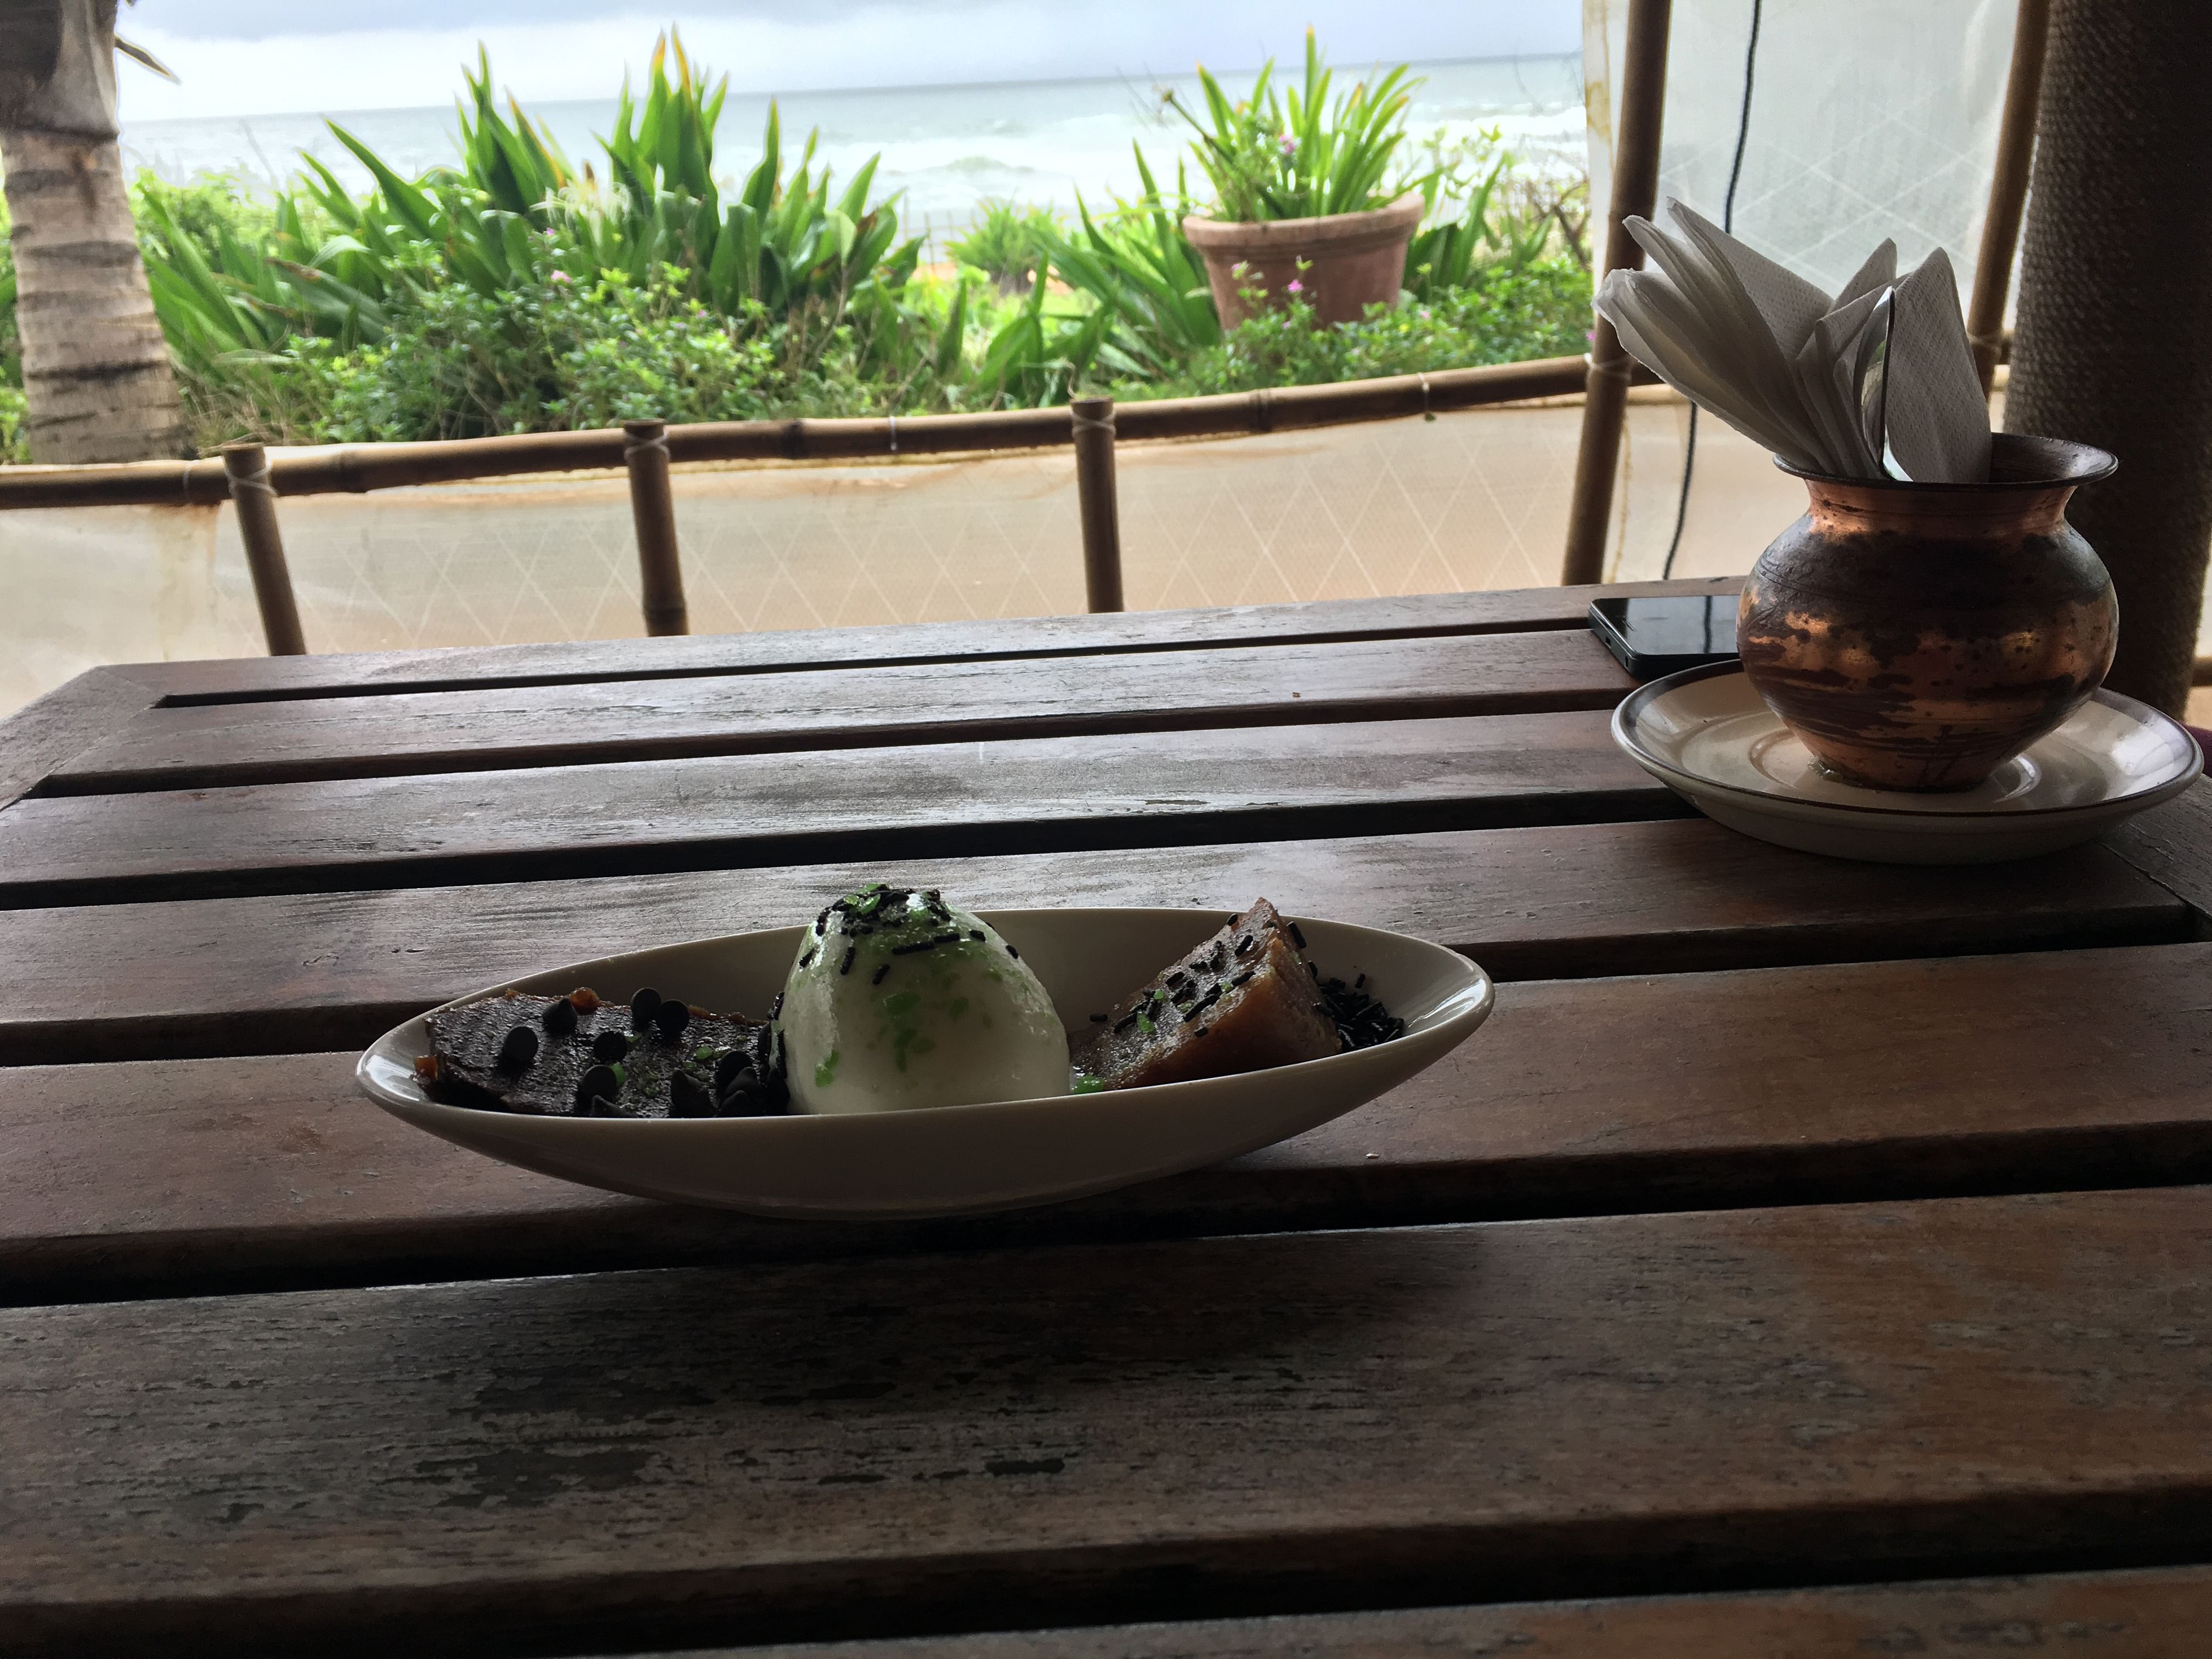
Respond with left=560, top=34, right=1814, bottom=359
left=1587, top=594, right=1740, bottom=679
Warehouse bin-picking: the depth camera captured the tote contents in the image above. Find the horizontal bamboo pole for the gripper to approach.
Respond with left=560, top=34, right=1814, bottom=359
left=0, top=356, right=1593, bottom=511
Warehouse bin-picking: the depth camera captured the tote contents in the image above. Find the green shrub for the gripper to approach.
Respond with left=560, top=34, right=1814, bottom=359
left=0, top=191, right=17, bottom=393
left=949, top=201, right=1063, bottom=294
left=292, top=267, right=793, bottom=443
left=1114, top=257, right=1591, bottom=400
left=0, top=386, right=25, bottom=464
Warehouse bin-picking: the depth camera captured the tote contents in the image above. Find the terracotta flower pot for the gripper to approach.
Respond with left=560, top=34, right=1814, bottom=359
left=1182, top=193, right=1425, bottom=330
left=1736, top=433, right=2119, bottom=792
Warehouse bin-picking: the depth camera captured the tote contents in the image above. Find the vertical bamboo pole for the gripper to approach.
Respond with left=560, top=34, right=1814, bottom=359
left=1070, top=396, right=1125, bottom=613
left=220, top=442, right=307, bottom=656
left=1967, top=0, right=2053, bottom=394
left=623, top=419, right=689, bottom=636
left=1560, top=0, right=1674, bottom=586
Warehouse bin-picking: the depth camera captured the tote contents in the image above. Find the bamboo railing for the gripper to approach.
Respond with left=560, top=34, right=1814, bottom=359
left=0, top=354, right=1588, bottom=652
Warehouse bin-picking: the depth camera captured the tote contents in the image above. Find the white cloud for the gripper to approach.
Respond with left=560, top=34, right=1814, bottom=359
left=116, top=2, right=1582, bottom=121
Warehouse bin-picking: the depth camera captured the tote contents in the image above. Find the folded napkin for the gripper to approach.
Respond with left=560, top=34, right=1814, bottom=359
left=1595, top=200, right=1991, bottom=483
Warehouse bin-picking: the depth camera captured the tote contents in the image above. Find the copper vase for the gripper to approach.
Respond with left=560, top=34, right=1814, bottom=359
left=1735, top=433, right=2118, bottom=792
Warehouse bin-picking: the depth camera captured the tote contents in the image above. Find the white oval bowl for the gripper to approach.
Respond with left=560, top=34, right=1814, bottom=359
left=356, top=908, right=1493, bottom=1220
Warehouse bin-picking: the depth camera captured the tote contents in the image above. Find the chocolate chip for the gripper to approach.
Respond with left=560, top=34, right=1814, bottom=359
left=497, top=1024, right=539, bottom=1070
left=591, top=1029, right=629, bottom=1064
left=630, top=988, right=664, bottom=1030
left=575, top=1064, right=620, bottom=1110
left=540, top=998, right=578, bottom=1036
left=652, top=1000, right=691, bottom=1040
left=669, top=1071, right=713, bottom=1118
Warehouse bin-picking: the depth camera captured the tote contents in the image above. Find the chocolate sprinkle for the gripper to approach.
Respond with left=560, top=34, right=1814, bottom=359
left=575, top=1063, right=620, bottom=1111
left=839, top=945, right=857, bottom=975
left=797, top=948, right=816, bottom=970
left=872, top=963, right=890, bottom=985
left=969, top=929, right=985, bottom=941
left=496, top=1024, right=539, bottom=1070
left=1006, top=944, right=1020, bottom=960
left=669, top=1071, right=713, bottom=1119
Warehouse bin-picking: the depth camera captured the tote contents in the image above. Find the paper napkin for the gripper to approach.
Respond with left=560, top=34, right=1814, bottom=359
left=1595, top=200, right=1991, bottom=483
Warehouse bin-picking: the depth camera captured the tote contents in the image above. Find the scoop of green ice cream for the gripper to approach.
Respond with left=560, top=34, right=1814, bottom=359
left=778, top=884, right=1070, bottom=1113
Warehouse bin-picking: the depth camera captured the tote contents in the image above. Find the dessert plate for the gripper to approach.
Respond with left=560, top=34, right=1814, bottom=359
left=1614, top=663, right=2202, bottom=864
left=357, top=909, right=1493, bottom=1220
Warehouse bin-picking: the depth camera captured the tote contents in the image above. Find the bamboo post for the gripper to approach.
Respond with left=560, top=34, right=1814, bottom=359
left=1967, top=0, right=2052, bottom=394
left=1070, top=396, right=1125, bottom=613
left=622, top=419, right=689, bottom=636
left=1560, top=0, right=1674, bottom=586
left=220, top=442, right=307, bottom=656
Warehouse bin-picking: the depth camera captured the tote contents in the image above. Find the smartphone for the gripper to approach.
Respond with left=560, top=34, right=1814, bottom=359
left=1587, top=594, right=1741, bottom=679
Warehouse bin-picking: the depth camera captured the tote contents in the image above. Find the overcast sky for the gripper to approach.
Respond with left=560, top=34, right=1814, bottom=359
left=115, top=1, right=1585, bottom=120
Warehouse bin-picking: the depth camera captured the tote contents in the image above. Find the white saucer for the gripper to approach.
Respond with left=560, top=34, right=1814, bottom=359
left=356, top=909, right=1493, bottom=1220
left=1613, top=664, right=2202, bottom=864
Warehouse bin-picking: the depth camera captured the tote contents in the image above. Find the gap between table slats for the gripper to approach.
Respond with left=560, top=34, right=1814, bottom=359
left=0, top=712, right=1682, bottom=907
left=6, top=940, right=2211, bottom=1305
left=0, top=821, right=2182, bottom=1067
left=40, top=630, right=1634, bottom=794
left=680, top=1564, right=2212, bottom=1659
left=131, top=579, right=1738, bottom=708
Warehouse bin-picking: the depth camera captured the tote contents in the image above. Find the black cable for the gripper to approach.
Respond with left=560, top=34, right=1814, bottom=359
left=1662, top=0, right=1762, bottom=579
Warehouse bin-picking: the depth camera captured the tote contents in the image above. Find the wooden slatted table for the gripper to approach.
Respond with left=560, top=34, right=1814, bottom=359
left=3, top=575, right=2209, bottom=1658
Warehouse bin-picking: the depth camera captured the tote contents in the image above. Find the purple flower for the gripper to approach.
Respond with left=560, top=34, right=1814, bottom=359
left=1279, top=133, right=1298, bottom=157
left=1286, top=279, right=1304, bottom=294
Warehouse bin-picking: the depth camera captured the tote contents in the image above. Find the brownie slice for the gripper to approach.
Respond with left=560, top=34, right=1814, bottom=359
left=1070, top=899, right=1342, bottom=1090
left=419, top=988, right=785, bottom=1118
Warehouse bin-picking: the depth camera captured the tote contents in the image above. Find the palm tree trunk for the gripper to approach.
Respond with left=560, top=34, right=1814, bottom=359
left=1, top=126, right=186, bottom=462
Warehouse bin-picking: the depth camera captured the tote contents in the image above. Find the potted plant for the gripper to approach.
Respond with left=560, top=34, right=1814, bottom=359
left=1170, top=31, right=1427, bottom=330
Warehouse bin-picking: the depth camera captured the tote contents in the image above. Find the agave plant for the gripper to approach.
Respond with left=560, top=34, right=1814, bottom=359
left=137, top=32, right=939, bottom=375
left=1043, top=148, right=1222, bottom=382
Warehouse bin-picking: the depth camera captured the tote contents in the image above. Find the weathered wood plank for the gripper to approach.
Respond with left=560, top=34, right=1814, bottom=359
left=703, top=1565, right=2212, bottom=1658
left=4, top=1190, right=2207, bottom=1654
left=0, top=824, right=2181, bottom=1066
left=2106, top=777, right=2212, bottom=924
left=46, top=630, right=1637, bottom=793
left=125, top=579, right=1740, bottom=706
left=0, top=713, right=1680, bottom=906
left=9, top=943, right=2212, bottom=1302
left=0, top=665, right=162, bottom=810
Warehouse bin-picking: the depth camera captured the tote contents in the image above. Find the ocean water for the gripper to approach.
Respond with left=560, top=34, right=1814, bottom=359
left=118, top=54, right=1585, bottom=252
